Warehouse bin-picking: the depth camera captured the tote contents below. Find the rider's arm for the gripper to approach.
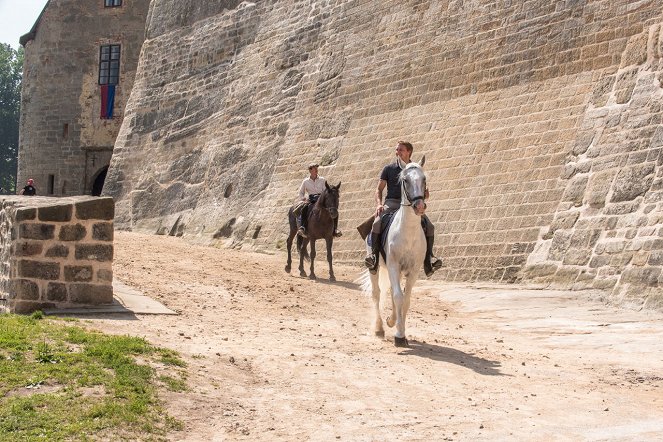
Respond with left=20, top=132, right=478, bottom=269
left=298, top=179, right=307, bottom=201
left=374, top=179, right=386, bottom=216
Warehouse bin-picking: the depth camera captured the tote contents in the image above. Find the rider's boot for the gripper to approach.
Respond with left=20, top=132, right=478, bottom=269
left=297, top=214, right=308, bottom=238
left=364, top=232, right=380, bottom=274
left=423, top=235, right=442, bottom=277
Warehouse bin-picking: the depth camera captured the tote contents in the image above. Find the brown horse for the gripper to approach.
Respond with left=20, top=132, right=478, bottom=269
left=285, top=182, right=341, bottom=281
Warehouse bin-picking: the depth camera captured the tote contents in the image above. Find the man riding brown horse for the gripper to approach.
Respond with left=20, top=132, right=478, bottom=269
left=296, top=163, right=342, bottom=238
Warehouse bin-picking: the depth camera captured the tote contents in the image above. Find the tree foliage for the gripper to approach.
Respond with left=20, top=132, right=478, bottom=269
left=0, top=43, right=23, bottom=194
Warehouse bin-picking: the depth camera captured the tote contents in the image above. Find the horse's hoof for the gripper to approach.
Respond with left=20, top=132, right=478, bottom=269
left=375, top=330, right=385, bottom=338
left=329, top=275, right=336, bottom=282
left=284, top=265, right=291, bottom=273
left=394, top=336, right=409, bottom=347
left=309, top=274, right=317, bottom=280
left=299, top=271, right=307, bottom=277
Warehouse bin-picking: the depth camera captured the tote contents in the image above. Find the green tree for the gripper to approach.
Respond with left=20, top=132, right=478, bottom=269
left=0, top=43, right=23, bottom=194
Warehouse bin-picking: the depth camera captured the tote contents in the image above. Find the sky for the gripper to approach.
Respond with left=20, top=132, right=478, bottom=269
left=0, top=0, right=49, bottom=49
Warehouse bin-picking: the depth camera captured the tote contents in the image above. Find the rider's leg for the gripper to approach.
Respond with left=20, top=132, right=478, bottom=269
left=333, top=216, right=342, bottom=237
left=298, top=204, right=309, bottom=237
left=422, top=216, right=442, bottom=277
left=364, top=217, right=382, bottom=274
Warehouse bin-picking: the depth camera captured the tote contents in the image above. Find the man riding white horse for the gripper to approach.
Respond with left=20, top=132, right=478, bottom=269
left=364, top=141, right=442, bottom=277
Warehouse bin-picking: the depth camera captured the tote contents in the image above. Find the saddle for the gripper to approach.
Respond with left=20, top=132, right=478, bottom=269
left=372, top=212, right=397, bottom=262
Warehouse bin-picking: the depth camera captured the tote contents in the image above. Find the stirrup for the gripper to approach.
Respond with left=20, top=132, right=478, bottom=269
left=364, top=254, right=378, bottom=274
left=298, top=227, right=308, bottom=238
left=333, top=230, right=343, bottom=238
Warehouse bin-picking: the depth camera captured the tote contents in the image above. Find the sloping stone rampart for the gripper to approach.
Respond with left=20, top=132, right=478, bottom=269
left=104, top=1, right=663, bottom=309
left=0, top=197, right=114, bottom=313
left=522, top=24, right=663, bottom=310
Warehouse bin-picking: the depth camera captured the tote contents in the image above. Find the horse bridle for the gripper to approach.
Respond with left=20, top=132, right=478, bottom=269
left=401, top=178, right=425, bottom=207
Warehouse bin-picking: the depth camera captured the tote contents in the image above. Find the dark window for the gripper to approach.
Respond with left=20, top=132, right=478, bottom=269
left=48, top=175, right=55, bottom=195
left=99, top=45, right=121, bottom=85
left=104, top=0, right=122, bottom=7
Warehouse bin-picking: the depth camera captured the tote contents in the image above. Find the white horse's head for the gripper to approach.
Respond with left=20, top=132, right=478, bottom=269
left=398, top=156, right=427, bottom=216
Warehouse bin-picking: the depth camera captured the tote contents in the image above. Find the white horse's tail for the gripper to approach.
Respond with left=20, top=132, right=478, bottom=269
left=356, top=269, right=372, bottom=295
left=356, top=263, right=391, bottom=297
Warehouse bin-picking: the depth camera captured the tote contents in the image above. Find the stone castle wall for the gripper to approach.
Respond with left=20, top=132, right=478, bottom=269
left=18, top=0, right=149, bottom=196
left=0, top=196, right=114, bottom=314
left=104, top=0, right=663, bottom=309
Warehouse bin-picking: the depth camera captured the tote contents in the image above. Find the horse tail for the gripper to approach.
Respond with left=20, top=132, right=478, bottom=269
left=356, top=270, right=372, bottom=296
left=356, top=264, right=389, bottom=296
left=297, top=235, right=310, bottom=262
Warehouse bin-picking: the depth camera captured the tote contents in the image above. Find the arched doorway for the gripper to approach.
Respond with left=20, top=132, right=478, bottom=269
left=91, top=166, right=108, bottom=196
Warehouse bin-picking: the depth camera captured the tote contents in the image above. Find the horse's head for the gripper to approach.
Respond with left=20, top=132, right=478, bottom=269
left=320, top=181, right=341, bottom=219
left=399, top=156, right=427, bottom=216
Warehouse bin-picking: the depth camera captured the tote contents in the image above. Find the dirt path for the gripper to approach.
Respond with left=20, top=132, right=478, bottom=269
left=85, top=232, right=663, bottom=441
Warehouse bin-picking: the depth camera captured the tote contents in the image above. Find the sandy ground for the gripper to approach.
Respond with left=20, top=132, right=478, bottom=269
left=84, top=232, right=663, bottom=441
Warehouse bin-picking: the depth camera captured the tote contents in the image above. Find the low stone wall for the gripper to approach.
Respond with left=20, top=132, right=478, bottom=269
left=0, top=196, right=114, bottom=313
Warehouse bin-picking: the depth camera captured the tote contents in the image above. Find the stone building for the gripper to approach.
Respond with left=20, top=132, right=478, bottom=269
left=103, top=0, right=663, bottom=310
left=18, top=0, right=150, bottom=197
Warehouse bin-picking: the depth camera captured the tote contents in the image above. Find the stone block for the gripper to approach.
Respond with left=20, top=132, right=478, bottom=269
left=647, top=250, right=663, bottom=266
left=75, top=198, right=115, bottom=220
left=14, top=241, right=43, bottom=257
left=610, top=163, right=655, bottom=203
left=19, top=224, right=55, bottom=240
left=549, top=231, right=572, bottom=261
left=586, top=170, right=616, bottom=208
left=589, top=255, right=611, bottom=268
left=15, top=208, right=36, bottom=222
left=46, top=283, right=67, bottom=302
left=561, top=175, right=588, bottom=206
left=97, top=269, right=113, bottom=282
left=69, top=284, right=113, bottom=305
left=59, top=224, right=87, bottom=241
left=621, top=267, right=661, bottom=286
left=572, top=132, right=594, bottom=156
left=11, top=279, right=40, bottom=301
left=544, top=212, right=580, bottom=239
left=92, top=223, right=114, bottom=241
left=522, top=263, right=558, bottom=279
left=75, top=244, right=113, bottom=262
left=38, top=204, right=73, bottom=222
left=64, top=265, right=93, bottom=282
left=11, top=301, right=56, bottom=314
left=593, top=277, right=618, bottom=290
left=562, top=248, right=592, bottom=266
left=18, top=260, right=60, bottom=280
left=45, top=245, right=69, bottom=258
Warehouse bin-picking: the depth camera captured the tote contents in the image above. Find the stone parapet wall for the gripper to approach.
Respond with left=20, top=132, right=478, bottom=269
left=0, top=196, right=114, bottom=313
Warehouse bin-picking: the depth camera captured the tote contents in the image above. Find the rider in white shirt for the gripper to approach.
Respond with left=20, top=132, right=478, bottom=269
left=297, top=163, right=342, bottom=238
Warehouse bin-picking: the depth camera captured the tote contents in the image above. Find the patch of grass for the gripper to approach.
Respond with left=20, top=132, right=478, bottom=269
left=0, top=313, right=187, bottom=440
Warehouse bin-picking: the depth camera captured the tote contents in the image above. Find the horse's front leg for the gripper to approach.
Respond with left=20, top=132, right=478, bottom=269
left=387, top=265, right=408, bottom=347
left=309, top=240, right=317, bottom=280
left=370, top=271, right=384, bottom=337
left=298, top=239, right=308, bottom=277
left=285, top=231, right=295, bottom=273
left=399, top=272, right=418, bottom=344
left=325, top=237, right=335, bottom=282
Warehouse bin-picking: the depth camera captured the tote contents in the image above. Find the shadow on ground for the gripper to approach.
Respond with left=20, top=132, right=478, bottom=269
left=399, top=340, right=506, bottom=376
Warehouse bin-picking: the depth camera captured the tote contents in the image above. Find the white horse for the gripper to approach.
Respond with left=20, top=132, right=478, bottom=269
left=361, top=156, right=428, bottom=347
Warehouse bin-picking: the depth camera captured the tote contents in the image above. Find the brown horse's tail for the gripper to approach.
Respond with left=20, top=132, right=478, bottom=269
left=297, top=235, right=310, bottom=262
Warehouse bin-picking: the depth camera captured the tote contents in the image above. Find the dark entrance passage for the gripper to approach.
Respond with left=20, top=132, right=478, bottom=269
left=91, top=166, right=108, bottom=196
